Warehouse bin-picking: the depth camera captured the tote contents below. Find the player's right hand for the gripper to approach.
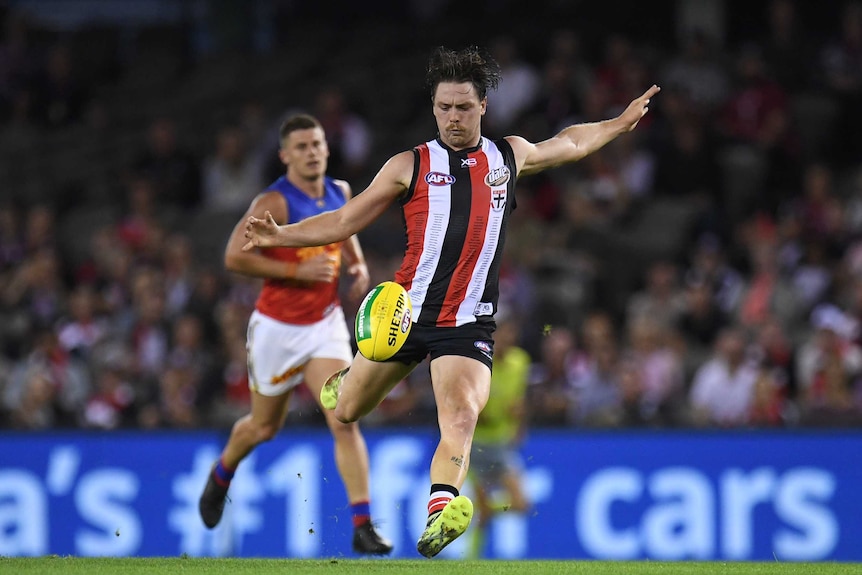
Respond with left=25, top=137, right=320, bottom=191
left=296, top=253, right=338, bottom=283
left=242, top=211, right=281, bottom=251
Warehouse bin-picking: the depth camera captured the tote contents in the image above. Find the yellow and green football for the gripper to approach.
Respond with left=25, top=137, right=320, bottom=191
left=354, top=281, right=413, bottom=361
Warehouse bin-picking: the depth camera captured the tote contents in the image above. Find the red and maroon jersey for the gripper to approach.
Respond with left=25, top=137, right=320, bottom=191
left=256, top=176, right=345, bottom=324
left=395, top=137, right=517, bottom=327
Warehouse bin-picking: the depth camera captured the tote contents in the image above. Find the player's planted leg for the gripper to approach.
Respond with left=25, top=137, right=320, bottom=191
left=416, top=495, right=474, bottom=558
left=353, top=521, right=394, bottom=555
left=199, top=461, right=233, bottom=528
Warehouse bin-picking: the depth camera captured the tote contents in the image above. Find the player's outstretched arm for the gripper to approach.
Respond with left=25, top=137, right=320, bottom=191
left=511, top=84, right=660, bottom=177
left=242, top=152, right=413, bottom=251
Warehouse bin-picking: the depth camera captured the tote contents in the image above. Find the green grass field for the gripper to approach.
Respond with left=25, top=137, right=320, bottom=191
left=1, top=558, right=860, bottom=575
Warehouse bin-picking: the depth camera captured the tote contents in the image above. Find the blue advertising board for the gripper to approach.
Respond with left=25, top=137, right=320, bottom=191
left=1, top=429, right=859, bottom=560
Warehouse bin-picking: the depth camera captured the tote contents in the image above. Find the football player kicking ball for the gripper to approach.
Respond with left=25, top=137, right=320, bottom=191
left=243, top=46, right=659, bottom=558
left=198, top=113, right=392, bottom=555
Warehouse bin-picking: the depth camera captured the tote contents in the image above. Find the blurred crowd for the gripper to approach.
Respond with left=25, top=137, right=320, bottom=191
left=2, top=0, right=862, bottom=431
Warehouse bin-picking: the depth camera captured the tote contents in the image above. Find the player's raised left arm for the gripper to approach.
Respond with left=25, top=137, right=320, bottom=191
left=510, top=85, right=660, bottom=177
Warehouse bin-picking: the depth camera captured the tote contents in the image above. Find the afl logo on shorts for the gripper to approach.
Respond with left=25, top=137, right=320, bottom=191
left=426, top=172, right=456, bottom=186
left=474, top=340, right=493, bottom=360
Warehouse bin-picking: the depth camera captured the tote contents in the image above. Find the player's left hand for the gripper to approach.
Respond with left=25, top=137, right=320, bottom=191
left=619, top=84, right=661, bottom=132
left=346, top=262, right=370, bottom=302
left=242, top=210, right=281, bottom=251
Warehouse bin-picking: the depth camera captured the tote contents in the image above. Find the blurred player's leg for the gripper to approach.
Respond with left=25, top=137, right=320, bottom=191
left=306, top=357, right=393, bottom=555
left=199, top=391, right=291, bottom=528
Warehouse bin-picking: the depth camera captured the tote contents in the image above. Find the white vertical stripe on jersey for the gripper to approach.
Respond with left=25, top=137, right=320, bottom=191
left=408, top=140, right=452, bottom=320
left=455, top=138, right=505, bottom=325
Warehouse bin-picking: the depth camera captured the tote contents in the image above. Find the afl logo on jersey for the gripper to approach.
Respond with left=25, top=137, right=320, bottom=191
left=484, top=166, right=511, bottom=187
left=426, top=172, right=456, bottom=186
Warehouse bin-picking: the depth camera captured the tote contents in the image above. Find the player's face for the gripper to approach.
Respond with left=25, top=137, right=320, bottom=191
left=432, top=81, right=486, bottom=150
left=279, top=126, right=329, bottom=179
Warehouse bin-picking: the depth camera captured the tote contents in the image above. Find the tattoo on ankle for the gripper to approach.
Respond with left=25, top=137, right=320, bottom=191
left=450, top=454, right=464, bottom=468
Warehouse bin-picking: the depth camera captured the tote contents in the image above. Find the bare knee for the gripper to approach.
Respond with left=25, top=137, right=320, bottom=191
left=439, top=404, right=481, bottom=439
left=333, top=404, right=361, bottom=424
left=250, top=421, right=281, bottom=443
left=327, top=415, right=360, bottom=438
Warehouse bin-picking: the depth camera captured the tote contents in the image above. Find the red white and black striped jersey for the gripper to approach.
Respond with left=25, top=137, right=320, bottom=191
left=394, top=136, right=517, bottom=327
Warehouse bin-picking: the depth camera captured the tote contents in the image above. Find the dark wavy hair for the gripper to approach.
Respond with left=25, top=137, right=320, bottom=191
left=425, top=46, right=502, bottom=101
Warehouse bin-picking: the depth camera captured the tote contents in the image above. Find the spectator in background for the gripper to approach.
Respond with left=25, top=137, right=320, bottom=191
left=751, top=313, right=796, bottom=395
left=569, top=336, right=623, bottom=427
left=485, top=36, right=540, bottom=134
left=660, top=30, right=729, bottom=117
left=4, top=365, right=57, bottom=429
left=23, top=202, right=57, bottom=254
left=689, top=326, right=760, bottom=427
left=653, top=112, right=721, bottom=204
left=594, top=34, right=637, bottom=111
left=676, top=272, right=729, bottom=366
left=748, top=366, right=787, bottom=426
left=720, top=43, right=797, bottom=212
left=789, top=162, right=846, bottom=251
left=0, top=202, right=25, bottom=272
left=161, top=234, right=196, bottom=318
left=0, top=10, right=38, bottom=123
left=795, top=303, right=862, bottom=425
left=468, top=310, right=531, bottom=557
left=30, top=43, right=87, bottom=129
left=528, top=326, right=582, bottom=426
left=81, top=344, right=135, bottom=430
left=626, top=260, right=687, bottom=331
left=736, top=218, right=805, bottom=331
left=115, top=175, right=163, bottom=257
left=183, top=266, right=227, bottom=345
left=133, top=116, right=201, bottom=210
left=820, top=0, right=862, bottom=167
left=86, top=229, right=135, bottom=324
left=202, top=125, right=264, bottom=215
left=684, top=233, right=745, bottom=315
left=623, top=315, right=684, bottom=426
left=608, top=130, right=655, bottom=206
left=529, top=30, right=593, bottom=134
left=3, top=325, right=91, bottom=428
left=57, top=284, right=108, bottom=360
left=206, top=333, right=250, bottom=427
left=762, top=0, right=814, bottom=93
left=529, top=58, right=579, bottom=140
left=2, top=246, right=66, bottom=329
left=125, top=267, right=169, bottom=382
left=314, top=86, right=372, bottom=181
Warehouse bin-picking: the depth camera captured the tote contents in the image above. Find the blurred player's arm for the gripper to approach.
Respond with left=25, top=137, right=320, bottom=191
left=335, top=179, right=370, bottom=301
left=242, top=151, right=413, bottom=250
left=224, top=191, right=292, bottom=279
left=225, top=192, right=336, bottom=283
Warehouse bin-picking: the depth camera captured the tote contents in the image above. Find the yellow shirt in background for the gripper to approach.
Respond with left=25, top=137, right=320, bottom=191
left=473, top=346, right=531, bottom=445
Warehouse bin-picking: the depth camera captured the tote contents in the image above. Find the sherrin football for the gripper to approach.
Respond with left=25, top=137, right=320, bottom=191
left=355, top=281, right=413, bottom=361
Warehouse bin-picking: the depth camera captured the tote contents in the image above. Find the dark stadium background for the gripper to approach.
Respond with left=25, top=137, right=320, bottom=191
left=1, top=0, right=862, bottom=562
